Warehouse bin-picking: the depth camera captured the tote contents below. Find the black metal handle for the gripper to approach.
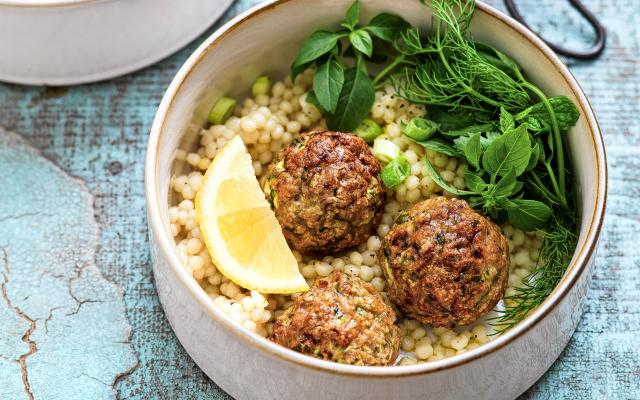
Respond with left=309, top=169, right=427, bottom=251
left=504, top=0, right=606, bottom=60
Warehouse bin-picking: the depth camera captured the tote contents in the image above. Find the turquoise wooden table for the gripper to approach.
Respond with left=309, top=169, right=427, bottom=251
left=0, top=1, right=637, bottom=399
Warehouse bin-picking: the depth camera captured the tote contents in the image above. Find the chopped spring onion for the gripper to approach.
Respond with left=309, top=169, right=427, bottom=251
left=252, top=75, right=272, bottom=97
left=372, top=137, right=400, bottom=163
left=401, top=117, right=438, bottom=141
left=208, top=97, right=237, bottom=125
left=354, top=119, right=383, bottom=142
left=381, top=156, right=411, bottom=188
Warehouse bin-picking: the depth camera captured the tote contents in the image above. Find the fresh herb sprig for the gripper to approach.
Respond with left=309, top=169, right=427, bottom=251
left=291, top=0, right=410, bottom=131
left=490, top=214, right=578, bottom=334
left=290, top=0, right=582, bottom=333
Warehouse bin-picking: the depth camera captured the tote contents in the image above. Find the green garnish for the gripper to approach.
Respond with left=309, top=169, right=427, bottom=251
left=401, top=117, right=438, bottom=141
left=372, top=137, right=400, bottom=163
left=289, top=0, right=581, bottom=333
left=208, top=96, right=236, bottom=125
left=251, top=75, right=272, bottom=97
left=491, top=215, right=578, bottom=334
left=354, top=118, right=383, bottom=142
left=381, top=156, right=411, bottom=188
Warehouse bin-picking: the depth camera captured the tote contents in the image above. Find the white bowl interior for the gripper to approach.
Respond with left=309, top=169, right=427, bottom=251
left=151, top=0, right=604, bottom=373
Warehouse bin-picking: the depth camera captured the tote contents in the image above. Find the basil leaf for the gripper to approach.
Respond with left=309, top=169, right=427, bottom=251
left=464, top=169, right=487, bottom=193
left=424, top=157, right=473, bottom=196
left=499, top=107, right=515, bottom=133
left=381, top=156, right=411, bottom=188
left=493, top=168, right=517, bottom=197
left=349, top=29, right=373, bottom=57
left=366, top=13, right=410, bottom=42
left=463, top=132, right=482, bottom=169
left=505, top=199, right=552, bottom=230
left=313, top=59, right=345, bottom=113
left=343, top=0, right=360, bottom=29
left=526, top=142, right=541, bottom=172
left=410, top=138, right=463, bottom=157
left=326, top=67, right=374, bottom=132
left=515, top=96, right=580, bottom=132
left=483, top=123, right=531, bottom=177
left=291, top=31, right=342, bottom=79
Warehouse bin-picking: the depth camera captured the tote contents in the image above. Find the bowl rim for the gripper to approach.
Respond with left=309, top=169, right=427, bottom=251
left=0, top=0, right=102, bottom=8
left=145, top=0, right=607, bottom=378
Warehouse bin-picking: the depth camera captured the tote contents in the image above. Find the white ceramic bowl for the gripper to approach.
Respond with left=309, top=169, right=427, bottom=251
left=0, top=0, right=233, bottom=85
left=145, top=1, right=607, bottom=399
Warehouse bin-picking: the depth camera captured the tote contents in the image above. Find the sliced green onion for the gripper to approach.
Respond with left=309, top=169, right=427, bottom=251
left=354, top=119, right=383, bottom=142
left=372, top=138, right=400, bottom=163
left=208, top=97, right=236, bottom=125
left=401, top=117, right=438, bottom=141
left=252, top=75, right=272, bottom=97
left=381, top=156, right=411, bottom=188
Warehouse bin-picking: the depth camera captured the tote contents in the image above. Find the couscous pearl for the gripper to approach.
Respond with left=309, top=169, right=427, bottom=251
left=186, top=238, right=202, bottom=255
left=315, top=262, right=333, bottom=277
left=367, top=236, right=382, bottom=251
left=349, top=251, right=363, bottom=266
left=415, top=342, right=434, bottom=359
left=371, top=277, right=385, bottom=292
left=402, top=337, right=415, bottom=351
left=359, top=266, right=374, bottom=282
left=412, top=327, right=427, bottom=340
left=405, top=175, right=420, bottom=190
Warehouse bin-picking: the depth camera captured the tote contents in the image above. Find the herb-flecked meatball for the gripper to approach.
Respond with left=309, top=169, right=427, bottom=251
left=262, top=131, right=384, bottom=254
left=380, top=197, right=510, bottom=328
left=271, top=271, right=401, bottom=366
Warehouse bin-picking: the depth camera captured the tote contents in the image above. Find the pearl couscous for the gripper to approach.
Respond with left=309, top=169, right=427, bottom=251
left=169, top=70, right=543, bottom=363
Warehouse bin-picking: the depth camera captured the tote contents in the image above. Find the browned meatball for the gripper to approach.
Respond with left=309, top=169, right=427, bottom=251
left=379, top=197, right=510, bottom=327
left=271, top=271, right=401, bottom=366
left=262, top=131, right=384, bottom=254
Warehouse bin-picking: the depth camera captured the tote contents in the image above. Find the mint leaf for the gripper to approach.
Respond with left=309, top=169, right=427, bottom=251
left=343, top=0, right=360, bottom=29
left=291, top=31, right=342, bottom=79
left=366, top=13, right=410, bottom=42
left=424, top=157, right=473, bottom=196
left=515, top=96, right=580, bottom=132
left=349, top=29, right=373, bottom=57
left=483, top=123, right=531, bottom=177
left=409, top=139, right=462, bottom=157
left=313, top=59, right=345, bottom=113
left=326, top=67, right=374, bottom=132
left=506, top=199, right=552, bottom=230
left=499, top=107, right=515, bottom=133
left=464, top=133, right=482, bottom=169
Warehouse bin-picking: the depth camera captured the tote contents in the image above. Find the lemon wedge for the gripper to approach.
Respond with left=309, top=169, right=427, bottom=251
left=195, top=135, right=308, bottom=294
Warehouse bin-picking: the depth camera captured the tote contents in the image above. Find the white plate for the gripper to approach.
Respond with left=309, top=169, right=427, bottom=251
left=0, top=0, right=234, bottom=85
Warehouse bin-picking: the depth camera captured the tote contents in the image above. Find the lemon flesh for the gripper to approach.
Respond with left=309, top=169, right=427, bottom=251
left=195, top=136, right=308, bottom=294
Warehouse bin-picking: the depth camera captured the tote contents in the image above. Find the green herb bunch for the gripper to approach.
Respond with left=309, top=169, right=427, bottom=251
left=290, top=0, right=582, bottom=333
left=290, top=0, right=410, bottom=132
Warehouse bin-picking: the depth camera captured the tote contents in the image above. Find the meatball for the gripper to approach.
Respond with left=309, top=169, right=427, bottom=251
left=379, top=197, right=510, bottom=327
left=271, top=271, right=401, bottom=366
left=262, top=131, right=384, bottom=254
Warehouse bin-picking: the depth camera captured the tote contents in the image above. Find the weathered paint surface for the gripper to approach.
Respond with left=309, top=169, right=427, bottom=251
left=0, top=0, right=637, bottom=399
left=0, top=129, right=138, bottom=399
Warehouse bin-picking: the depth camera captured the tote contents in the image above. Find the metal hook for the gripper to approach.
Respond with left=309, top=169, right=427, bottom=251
left=504, top=0, right=606, bottom=60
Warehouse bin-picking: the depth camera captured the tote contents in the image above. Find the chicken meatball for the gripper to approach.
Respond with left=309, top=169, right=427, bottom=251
left=379, top=197, right=510, bottom=327
left=271, top=271, right=401, bottom=366
left=262, top=131, right=385, bottom=254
